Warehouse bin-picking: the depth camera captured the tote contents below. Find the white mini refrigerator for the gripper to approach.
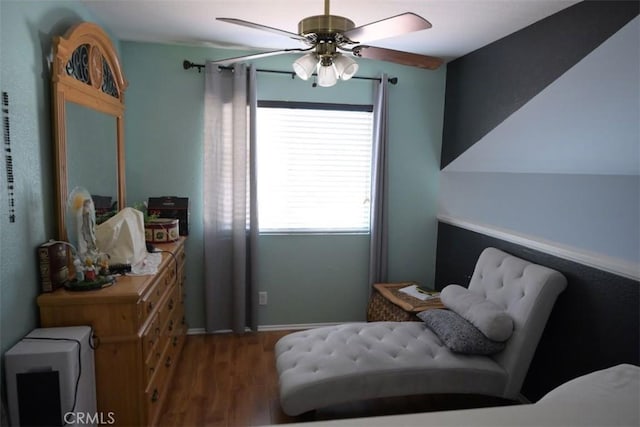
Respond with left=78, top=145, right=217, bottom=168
left=4, top=326, right=97, bottom=426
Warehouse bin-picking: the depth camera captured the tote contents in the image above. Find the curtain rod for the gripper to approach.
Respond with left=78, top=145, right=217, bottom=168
left=182, top=60, right=398, bottom=85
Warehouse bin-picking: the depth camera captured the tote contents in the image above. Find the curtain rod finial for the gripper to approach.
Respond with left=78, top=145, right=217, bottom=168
left=184, top=60, right=205, bottom=73
left=388, top=77, right=398, bottom=85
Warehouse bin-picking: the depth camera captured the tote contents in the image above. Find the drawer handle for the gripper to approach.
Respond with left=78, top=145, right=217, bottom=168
left=148, top=301, right=154, bottom=312
left=172, top=336, right=179, bottom=347
left=181, top=316, right=186, bottom=325
left=151, top=388, right=159, bottom=403
left=168, top=319, right=174, bottom=332
left=168, top=299, right=174, bottom=310
left=165, top=356, right=172, bottom=368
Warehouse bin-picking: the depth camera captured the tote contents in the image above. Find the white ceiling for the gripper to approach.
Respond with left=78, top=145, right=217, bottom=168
left=82, top=0, right=580, bottom=62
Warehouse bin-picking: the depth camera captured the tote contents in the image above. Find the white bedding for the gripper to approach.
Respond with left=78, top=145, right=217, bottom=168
left=275, top=364, right=639, bottom=427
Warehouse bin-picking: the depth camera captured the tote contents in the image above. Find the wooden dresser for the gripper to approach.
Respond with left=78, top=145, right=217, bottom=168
left=37, top=238, right=187, bottom=426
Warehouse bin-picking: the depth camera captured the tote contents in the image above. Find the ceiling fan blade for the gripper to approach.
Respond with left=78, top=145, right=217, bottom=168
left=209, top=48, right=310, bottom=66
left=352, top=45, right=443, bottom=70
left=343, top=13, right=431, bottom=44
left=217, top=18, right=308, bottom=42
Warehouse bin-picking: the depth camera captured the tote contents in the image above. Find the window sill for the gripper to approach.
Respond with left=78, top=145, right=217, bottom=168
left=259, top=230, right=370, bottom=237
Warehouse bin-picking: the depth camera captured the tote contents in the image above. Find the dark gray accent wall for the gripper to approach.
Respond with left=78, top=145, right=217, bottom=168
left=435, top=222, right=640, bottom=401
left=441, top=0, right=639, bottom=168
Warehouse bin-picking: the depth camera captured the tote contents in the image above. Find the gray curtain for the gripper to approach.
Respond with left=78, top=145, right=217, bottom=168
left=203, top=62, right=258, bottom=333
left=368, top=74, right=390, bottom=289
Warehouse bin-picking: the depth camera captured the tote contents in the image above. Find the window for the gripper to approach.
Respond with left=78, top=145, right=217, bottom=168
left=257, top=101, right=374, bottom=233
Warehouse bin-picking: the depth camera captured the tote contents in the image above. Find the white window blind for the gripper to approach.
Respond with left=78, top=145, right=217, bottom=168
left=257, top=104, right=373, bottom=233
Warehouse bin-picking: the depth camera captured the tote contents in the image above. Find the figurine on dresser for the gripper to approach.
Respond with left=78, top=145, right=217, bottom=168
left=63, top=187, right=115, bottom=290
left=68, top=187, right=98, bottom=260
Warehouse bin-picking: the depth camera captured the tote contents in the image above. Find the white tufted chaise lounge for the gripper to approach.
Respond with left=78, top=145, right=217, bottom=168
left=275, top=247, right=567, bottom=416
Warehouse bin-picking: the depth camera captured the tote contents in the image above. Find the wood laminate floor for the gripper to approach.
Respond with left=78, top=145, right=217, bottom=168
left=159, top=332, right=516, bottom=427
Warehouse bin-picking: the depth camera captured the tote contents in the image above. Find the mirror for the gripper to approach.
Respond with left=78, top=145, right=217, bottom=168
left=51, top=22, right=127, bottom=240
left=66, top=102, right=117, bottom=199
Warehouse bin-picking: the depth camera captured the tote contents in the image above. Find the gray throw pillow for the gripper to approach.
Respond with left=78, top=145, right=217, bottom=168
left=417, top=309, right=506, bottom=355
left=440, top=284, right=514, bottom=342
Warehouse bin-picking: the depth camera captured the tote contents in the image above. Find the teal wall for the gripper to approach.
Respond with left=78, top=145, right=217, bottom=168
left=0, top=0, right=110, bottom=370
left=121, top=42, right=446, bottom=329
left=0, top=0, right=445, bottom=351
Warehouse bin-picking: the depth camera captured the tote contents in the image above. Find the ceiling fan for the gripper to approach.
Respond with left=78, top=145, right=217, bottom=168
left=212, top=0, right=443, bottom=87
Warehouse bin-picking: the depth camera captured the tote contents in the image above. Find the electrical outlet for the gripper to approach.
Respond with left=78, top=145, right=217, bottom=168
left=259, top=291, right=268, bottom=305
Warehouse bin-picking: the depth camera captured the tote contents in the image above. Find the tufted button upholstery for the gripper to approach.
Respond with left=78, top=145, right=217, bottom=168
left=276, top=321, right=507, bottom=416
left=275, top=248, right=567, bottom=416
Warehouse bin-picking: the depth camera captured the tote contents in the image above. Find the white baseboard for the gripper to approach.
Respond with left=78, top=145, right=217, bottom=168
left=187, top=322, right=349, bottom=335
left=438, top=214, right=639, bottom=281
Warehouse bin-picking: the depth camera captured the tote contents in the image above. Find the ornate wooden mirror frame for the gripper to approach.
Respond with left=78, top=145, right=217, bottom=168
left=52, top=22, right=128, bottom=240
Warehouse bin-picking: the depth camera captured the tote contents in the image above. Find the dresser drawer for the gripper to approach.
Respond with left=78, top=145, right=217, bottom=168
left=143, top=285, right=179, bottom=380
left=144, top=350, right=169, bottom=427
left=175, top=245, right=186, bottom=270
left=144, top=333, right=166, bottom=384
left=152, top=311, right=183, bottom=400
left=141, top=278, right=165, bottom=320
left=164, top=284, right=179, bottom=315
left=165, top=266, right=177, bottom=289
left=142, top=312, right=161, bottom=359
left=144, top=320, right=177, bottom=425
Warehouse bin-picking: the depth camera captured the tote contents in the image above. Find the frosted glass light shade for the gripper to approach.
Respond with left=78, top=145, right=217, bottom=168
left=293, top=53, right=317, bottom=80
left=317, top=64, right=338, bottom=87
left=334, top=54, right=359, bottom=80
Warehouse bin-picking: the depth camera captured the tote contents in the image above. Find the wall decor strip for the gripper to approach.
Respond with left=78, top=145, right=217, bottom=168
left=438, top=214, right=639, bottom=280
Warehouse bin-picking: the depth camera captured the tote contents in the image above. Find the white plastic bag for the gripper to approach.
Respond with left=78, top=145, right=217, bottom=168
left=95, top=207, right=147, bottom=266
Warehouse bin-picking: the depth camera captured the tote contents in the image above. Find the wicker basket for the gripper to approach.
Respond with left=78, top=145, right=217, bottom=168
left=366, top=282, right=444, bottom=322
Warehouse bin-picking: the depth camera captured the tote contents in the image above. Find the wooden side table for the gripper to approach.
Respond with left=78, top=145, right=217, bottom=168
left=366, top=282, right=445, bottom=321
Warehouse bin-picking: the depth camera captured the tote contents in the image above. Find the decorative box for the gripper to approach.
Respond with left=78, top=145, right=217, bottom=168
left=147, top=196, right=189, bottom=236
left=145, top=218, right=180, bottom=243
left=37, top=241, right=69, bottom=292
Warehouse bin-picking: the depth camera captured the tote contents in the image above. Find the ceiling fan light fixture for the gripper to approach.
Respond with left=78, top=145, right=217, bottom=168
left=293, top=53, right=318, bottom=80
left=317, top=63, right=338, bottom=87
left=333, top=54, right=358, bottom=80
left=215, top=2, right=443, bottom=84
